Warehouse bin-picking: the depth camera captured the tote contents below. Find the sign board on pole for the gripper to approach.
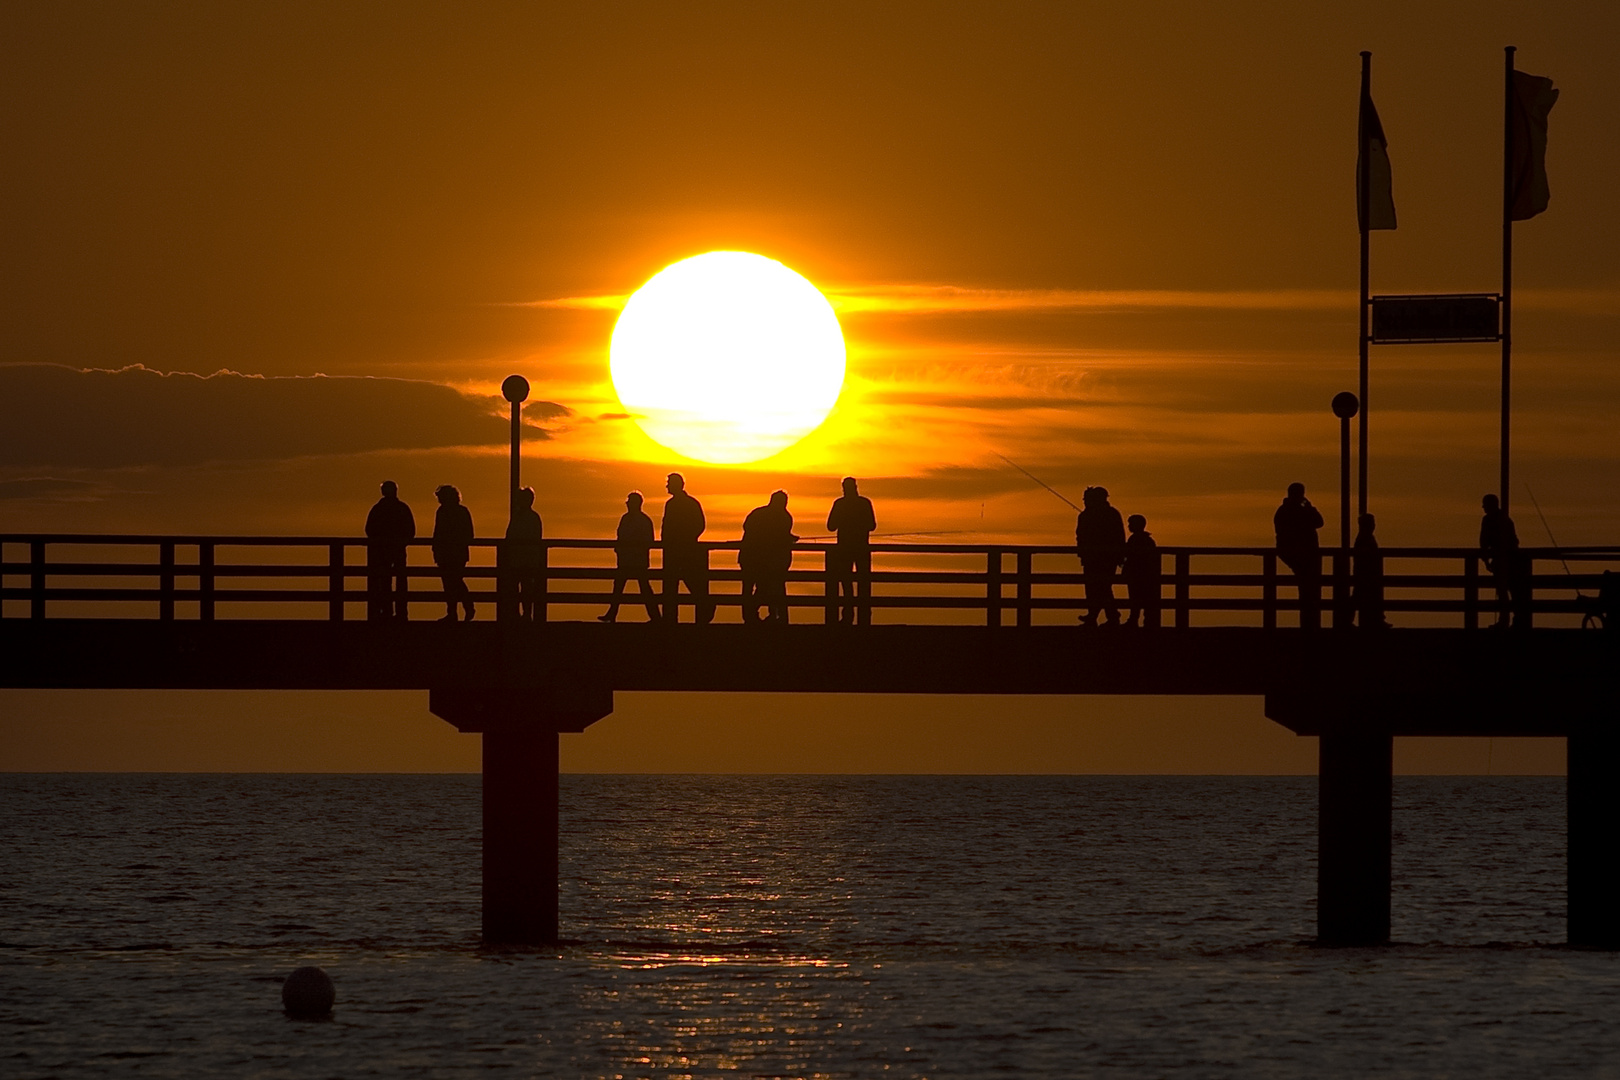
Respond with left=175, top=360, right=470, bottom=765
left=1370, top=294, right=1501, bottom=344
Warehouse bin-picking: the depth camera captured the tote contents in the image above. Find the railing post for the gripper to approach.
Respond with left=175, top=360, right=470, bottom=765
left=329, top=542, right=344, bottom=621
left=497, top=540, right=517, bottom=623
left=160, top=541, right=175, bottom=621
left=537, top=543, right=549, bottom=623
left=1332, top=551, right=1352, bottom=630
left=1520, top=555, right=1535, bottom=630
left=199, top=542, right=215, bottom=621
left=1174, top=552, right=1190, bottom=629
left=1262, top=552, right=1277, bottom=630
left=30, top=541, right=45, bottom=620
left=1016, top=550, right=1032, bottom=628
left=823, top=549, right=837, bottom=625
left=1463, top=554, right=1479, bottom=630
left=986, top=548, right=1002, bottom=627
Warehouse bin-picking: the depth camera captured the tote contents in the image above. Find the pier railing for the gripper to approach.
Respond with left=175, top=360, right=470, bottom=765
left=2, top=535, right=1615, bottom=629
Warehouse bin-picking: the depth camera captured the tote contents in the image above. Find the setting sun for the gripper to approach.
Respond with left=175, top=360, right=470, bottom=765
left=609, top=251, right=846, bottom=464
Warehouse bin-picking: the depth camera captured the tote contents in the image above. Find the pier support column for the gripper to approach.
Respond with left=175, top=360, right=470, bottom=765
left=482, top=729, right=559, bottom=943
left=430, top=687, right=612, bottom=946
left=1317, top=731, right=1392, bottom=946
left=1568, top=728, right=1620, bottom=949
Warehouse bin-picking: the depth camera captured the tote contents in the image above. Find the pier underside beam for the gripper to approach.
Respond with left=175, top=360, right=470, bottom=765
left=1317, top=731, right=1392, bottom=946
left=430, top=687, right=612, bottom=945
left=1568, top=727, right=1620, bottom=949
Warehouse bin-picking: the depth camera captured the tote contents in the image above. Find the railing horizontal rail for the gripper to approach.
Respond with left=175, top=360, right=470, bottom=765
left=3, top=534, right=1615, bottom=630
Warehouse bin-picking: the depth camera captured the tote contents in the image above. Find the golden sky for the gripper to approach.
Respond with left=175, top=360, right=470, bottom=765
left=2, top=2, right=1616, bottom=772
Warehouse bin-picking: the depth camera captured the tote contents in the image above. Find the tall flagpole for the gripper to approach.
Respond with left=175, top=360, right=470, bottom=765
left=1500, top=46, right=1516, bottom=515
left=1358, top=51, right=1372, bottom=520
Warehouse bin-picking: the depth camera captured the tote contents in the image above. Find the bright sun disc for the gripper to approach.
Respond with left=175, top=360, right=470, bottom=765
left=610, top=251, right=846, bottom=464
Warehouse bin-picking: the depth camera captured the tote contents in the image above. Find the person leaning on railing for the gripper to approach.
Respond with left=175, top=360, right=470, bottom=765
left=740, top=490, right=796, bottom=625
left=505, top=487, right=544, bottom=621
left=365, top=480, right=415, bottom=621
left=1480, top=494, right=1527, bottom=630
left=1352, top=513, right=1390, bottom=630
left=826, top=476, right=876, bottom=626
left=1274, top=482, right=1324, bottom=630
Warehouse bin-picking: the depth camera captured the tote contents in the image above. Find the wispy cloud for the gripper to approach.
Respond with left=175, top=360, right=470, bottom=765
left=520, top=283, right=1620, bottom=316
left=824, top=286, right=1351, bottom=314
left=520, top=286, right=1351, bottom=315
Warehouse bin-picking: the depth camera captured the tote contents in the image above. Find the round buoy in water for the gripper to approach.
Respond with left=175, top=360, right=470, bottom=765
left=281, top=966, right=335, bottom=1017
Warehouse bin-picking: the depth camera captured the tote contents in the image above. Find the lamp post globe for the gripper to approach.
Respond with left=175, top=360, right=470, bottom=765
left=502, top=375, right=530, bottom=404
left=1332, top=391, right=1360, bottom=420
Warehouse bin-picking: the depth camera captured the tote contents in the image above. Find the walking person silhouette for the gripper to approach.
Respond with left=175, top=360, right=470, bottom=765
left=365, top=480, right=415, bottom=621
left=431, top=484, right=475, bottom=622
left=1122, top=514, right=1161, bottom=629
left=1075, top=486, right=1125, bottom=627
left=599, top=491, right=660, bottom=623
left=504, top=486, right=543, bottom=621
left=740, top=490, right=797, bottom=624
left=1274, top=482, right=1324, bottom=629
left=1479, top=494, right=1525, bottom=629
left=826, top=476, right=876, bottom=626
left=661, top=473, right=713, bottom=624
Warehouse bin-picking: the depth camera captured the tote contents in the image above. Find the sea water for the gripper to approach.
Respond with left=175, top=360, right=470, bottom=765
left=1, top=775, right=1613, bottom=1078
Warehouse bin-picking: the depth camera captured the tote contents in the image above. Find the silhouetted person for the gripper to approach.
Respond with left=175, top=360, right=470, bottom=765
left=1274, top=482, right=1324, bottom=630
left=365, top=480, right=415, bottom=621
left=661, top=473, right=713, bottom=624
left=1122, top=514, right=1161, bottom=629
left=599, top=491, right=660, bottom=623
left=826, top=476, right=876, bottom=626
left=740, top=490, right=797, bottom=624
left=1075, top=486, right=1125, bottom=626
left=432, top=484, right=475, bottom=622
left=504, top=486, right=544, bottom=621
left=1480, top=493, right=1526, bottom=629
left=1352, top=513, right=1389, bottom=630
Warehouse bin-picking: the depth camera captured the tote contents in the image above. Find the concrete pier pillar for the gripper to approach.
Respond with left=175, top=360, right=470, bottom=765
left=482, top=729, right=559, bottom=943
left=1568, top=728, right=1620, bottom=949
left=1317, top=731, right=1392, bottom=946
left=430, top=686, right=611, bottom=946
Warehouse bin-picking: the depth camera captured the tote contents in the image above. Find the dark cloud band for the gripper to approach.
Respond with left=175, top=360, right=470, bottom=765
left=0, top=365, right=566, bottom=469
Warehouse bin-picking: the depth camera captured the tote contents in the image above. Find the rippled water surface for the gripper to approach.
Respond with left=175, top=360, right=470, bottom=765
left=1, top=775, right=1613, bottom=1078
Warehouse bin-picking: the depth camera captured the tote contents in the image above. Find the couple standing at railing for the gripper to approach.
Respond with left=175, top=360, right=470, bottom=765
left=364, top=481, right=506, bottom=623
left=1271, top=483, right=1390, bottom=631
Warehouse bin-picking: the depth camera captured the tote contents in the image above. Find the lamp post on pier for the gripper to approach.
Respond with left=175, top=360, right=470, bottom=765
left=1332, top=392, right=1359, bottom=548
left=1332, top=392, right=1359, bottom=631
left=499, top=375, right=531, bottom=624
left=501, top=374, right=530, bottom=523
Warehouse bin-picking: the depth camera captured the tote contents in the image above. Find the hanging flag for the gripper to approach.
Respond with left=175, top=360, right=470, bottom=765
left=1509, top=70, right=1558, bottom=221
left=1357, top=88, right=1397, bottom=231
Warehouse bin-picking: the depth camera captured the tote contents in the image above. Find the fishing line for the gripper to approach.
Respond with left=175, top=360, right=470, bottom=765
left=995, top=453, right=1082, bottom=513
left=1524, top=484, right=1575, bottom=578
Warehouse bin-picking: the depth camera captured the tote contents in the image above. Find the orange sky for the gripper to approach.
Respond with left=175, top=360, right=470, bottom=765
left=3, top=2, right=1616, bottom=773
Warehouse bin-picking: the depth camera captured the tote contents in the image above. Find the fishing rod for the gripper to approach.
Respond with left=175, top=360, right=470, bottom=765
left=995, top=453, right=1082, bottom=513
left=796, top=530, right=976, bottom=541
left=1525, top=484, right=1576, bottom=578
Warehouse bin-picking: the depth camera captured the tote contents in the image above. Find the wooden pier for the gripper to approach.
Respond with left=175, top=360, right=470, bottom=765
left=3, top=534, right=1616, bottom=947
